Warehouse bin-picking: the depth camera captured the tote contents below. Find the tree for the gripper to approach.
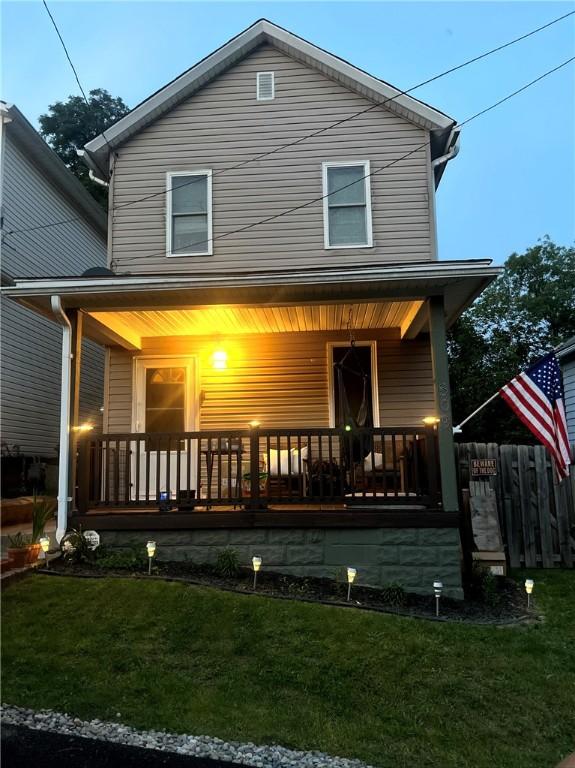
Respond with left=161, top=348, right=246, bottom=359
left=448, top=238, right=575, bottom=443
left=39, top=89, right=130, bottom=207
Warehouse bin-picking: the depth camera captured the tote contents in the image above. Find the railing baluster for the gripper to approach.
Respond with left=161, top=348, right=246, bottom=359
left=124, top=438, right=131, bottom=505
left=287, top=433, right=292, bottom=501
left=391, top=434, right=398, bottom=497
left=402, top=433, right=409, bottom=497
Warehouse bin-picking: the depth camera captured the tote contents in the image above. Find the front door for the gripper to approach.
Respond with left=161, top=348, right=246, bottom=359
left=133, top=358, right=197, bottom=501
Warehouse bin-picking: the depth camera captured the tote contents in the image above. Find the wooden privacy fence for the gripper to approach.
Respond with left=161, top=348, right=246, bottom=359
left=456, top=443, right=575, bottom=569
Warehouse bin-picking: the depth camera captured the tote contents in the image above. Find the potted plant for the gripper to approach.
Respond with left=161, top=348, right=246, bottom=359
left=6, top=496, right=55, bottom=567
left=6, top=532, right=33, bottom=568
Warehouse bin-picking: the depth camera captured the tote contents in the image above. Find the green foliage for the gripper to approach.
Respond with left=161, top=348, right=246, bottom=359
left=60, top=529, right=93, bottom=564
left=94, top=546, right=147, bottom=571
left=2, top=571, right=574, bottom=768
left=7, top=532, right=31, bottom=549
left=31, top=495, right=55, bottom=543
left=449, top=238, right=575, bottom=443
left=214, top=548, right=241, bottom=579
left=380, top=582, right=407, bottom=607
left=466, top=564, right=504, bottom=607
left=38, top=89, right=129, bottom=207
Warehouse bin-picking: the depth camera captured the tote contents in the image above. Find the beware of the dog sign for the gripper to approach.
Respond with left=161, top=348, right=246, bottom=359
left=471, top=458, right=498, bottom=477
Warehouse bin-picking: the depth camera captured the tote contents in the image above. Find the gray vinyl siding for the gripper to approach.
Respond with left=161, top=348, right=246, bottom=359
left=562, top=356, right=575, bottom=443
left=104, top=331, right=435, bottom=434
left=1, top=132, right=106, bottom=456
left=111, top=44, right=433, bottom=276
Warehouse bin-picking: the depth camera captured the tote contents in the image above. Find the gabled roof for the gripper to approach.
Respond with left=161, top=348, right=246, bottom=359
left=84, top=19, right=456, bottom=180
left=1, top=103, right=107, bottom=238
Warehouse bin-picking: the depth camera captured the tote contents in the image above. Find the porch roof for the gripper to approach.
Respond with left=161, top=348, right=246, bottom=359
left=2, top=258, right=500, bottom=348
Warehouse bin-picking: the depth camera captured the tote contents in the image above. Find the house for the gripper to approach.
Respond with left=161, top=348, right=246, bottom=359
left=0, top=103, right=106, bottom=493
left=1, top=21, right=502, bottom=597
left=557, top=336, right=575, bottom=444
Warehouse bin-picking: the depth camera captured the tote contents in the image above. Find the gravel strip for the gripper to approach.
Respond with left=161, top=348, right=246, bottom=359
left=1, top=704, right=375, bottom=768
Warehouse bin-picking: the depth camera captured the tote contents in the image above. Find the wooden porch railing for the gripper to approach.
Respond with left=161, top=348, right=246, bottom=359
left=76, top=426, right=441, bottom=514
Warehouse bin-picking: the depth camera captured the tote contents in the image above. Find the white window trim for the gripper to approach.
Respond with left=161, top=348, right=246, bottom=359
left=166, top=170, right=213, bottom=257
left=322, top=160, right=373, bottom=250
left=326, top=341, right=380, bottom=427
left=256, top=71, right=275, bottom=100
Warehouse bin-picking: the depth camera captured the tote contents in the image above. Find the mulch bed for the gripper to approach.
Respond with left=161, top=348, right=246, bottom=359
left=38, top=558, right=536, bottom=625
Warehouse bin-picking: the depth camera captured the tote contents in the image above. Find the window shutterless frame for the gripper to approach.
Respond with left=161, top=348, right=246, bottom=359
left=322, top=160, right=373, bottom=249
left=166, top=170, right=213, bottom=257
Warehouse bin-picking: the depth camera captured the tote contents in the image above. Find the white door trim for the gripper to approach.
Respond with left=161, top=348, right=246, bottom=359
left=131, top=355, right=199, bottom=434
left=327, top=341, right=380, bottom=428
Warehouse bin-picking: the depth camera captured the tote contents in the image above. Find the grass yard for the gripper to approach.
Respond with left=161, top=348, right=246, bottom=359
left=2, top=571, right=574, bottom=768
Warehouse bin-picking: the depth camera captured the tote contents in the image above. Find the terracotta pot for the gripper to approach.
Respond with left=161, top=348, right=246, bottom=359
left=6, top=548, right=29, bottom=569
left=25, top=543, right=43, bottom=564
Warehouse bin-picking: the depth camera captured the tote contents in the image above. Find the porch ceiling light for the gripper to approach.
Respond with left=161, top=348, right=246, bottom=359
left=211, top=349, right=228, bottom=370
left=72, top=423, right=94, bottom=432
left=249, top=420, right=260, bottom=428
left=423, top=416, right=440, bottom=426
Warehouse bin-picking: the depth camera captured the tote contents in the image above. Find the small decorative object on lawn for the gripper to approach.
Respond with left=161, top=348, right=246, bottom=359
left=83, top=530, right=100, bottom=551
left=346, top=567, right=357, bottom=601
left=39, top=537, right=50, bottom=568
left=433, top=581, right=443, bottom=616
left=525, top=579, right=534, bottom=608
left=252, top=555, right=262, bottom=589
left=146, top=541, right=156, bottom=575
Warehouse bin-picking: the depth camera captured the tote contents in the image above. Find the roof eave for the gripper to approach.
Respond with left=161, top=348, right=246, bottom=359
left=83, top=19, right=455, bottom=180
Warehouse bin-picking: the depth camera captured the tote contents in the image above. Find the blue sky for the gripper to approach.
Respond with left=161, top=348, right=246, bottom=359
left=2, top=1, right=574, bottom=264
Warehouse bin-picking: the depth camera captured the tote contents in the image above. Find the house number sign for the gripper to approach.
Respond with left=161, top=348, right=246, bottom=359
left=471, top=458, right=498, bottom=477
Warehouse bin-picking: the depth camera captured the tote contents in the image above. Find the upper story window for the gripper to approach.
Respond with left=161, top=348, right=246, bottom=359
left=257, top=72, right=275, bottom=100
left=166, top=170, right=212, bottom=256
left=322, top=161, right=373, bottom=249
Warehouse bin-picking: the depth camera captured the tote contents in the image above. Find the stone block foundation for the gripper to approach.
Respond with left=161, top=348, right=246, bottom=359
left=100, top=527, right=463, bottom=599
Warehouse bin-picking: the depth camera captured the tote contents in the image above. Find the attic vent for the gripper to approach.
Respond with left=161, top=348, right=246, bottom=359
left=257, top=72, right=275, bottom=101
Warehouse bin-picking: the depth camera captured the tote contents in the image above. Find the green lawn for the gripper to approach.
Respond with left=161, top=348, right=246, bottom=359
left=2, top=571, right=574, bottom=768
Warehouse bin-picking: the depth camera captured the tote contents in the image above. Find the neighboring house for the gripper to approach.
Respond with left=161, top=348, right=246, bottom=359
left=557, top=336, right=575, bottom=444
left=2, top=21, right=502, bottom=597
left=0, top=103, right=106, bottom=469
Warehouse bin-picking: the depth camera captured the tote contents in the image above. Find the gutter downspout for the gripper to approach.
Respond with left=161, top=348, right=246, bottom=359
left=51, top=296, right=72, bottom=543
left=431, top=126, right=461, bottom=181
left=89, top=168, right=109, bottom=188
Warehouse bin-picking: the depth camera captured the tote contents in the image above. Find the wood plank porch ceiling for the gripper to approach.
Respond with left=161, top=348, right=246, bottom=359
left=89, top=300, right=424, bottom=340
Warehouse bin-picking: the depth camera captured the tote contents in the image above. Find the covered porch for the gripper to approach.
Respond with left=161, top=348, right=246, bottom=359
left=2, top=259, right=500, bottom=537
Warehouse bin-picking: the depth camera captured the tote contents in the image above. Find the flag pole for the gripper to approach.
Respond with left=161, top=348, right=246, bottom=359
left=453, top=391, right=500, bottom=434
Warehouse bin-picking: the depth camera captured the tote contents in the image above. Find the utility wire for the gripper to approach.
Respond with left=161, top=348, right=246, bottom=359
left=41, top=1, right=115, bottom=158
left=4, top=9, right=573, bottom=239
left=115, top=55, right=575, bottom=265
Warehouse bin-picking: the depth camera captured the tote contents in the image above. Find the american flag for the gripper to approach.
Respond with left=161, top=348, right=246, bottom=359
left=500, top=352, right=571, bottom=480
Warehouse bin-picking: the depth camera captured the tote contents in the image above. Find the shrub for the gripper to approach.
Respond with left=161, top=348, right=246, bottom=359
left=94, top=546, right=148, bottom=570
left=467, top=563, right=503, bottom=607
left=215, top=548, right=241, bottom=578
left=380, top=582, right=407, bottom=607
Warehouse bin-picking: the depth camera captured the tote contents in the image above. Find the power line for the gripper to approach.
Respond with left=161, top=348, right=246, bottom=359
left=4, top=9, right=573, bottom=239
left=115, top=55, right=575, bottom=266
left=41, top=0, right=114, bottom=159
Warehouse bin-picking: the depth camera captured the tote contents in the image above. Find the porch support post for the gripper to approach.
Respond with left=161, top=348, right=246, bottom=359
left=428, top=296, right=458, bottom=512
left=68, top=310, right=83, bottom=512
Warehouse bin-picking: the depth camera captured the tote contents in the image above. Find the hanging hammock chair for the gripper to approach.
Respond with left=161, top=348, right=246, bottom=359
left=334, top=340, right=372, bottom=429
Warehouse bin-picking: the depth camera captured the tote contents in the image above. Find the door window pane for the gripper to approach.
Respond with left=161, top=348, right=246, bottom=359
left=145, top=367, right=186, bottom=433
